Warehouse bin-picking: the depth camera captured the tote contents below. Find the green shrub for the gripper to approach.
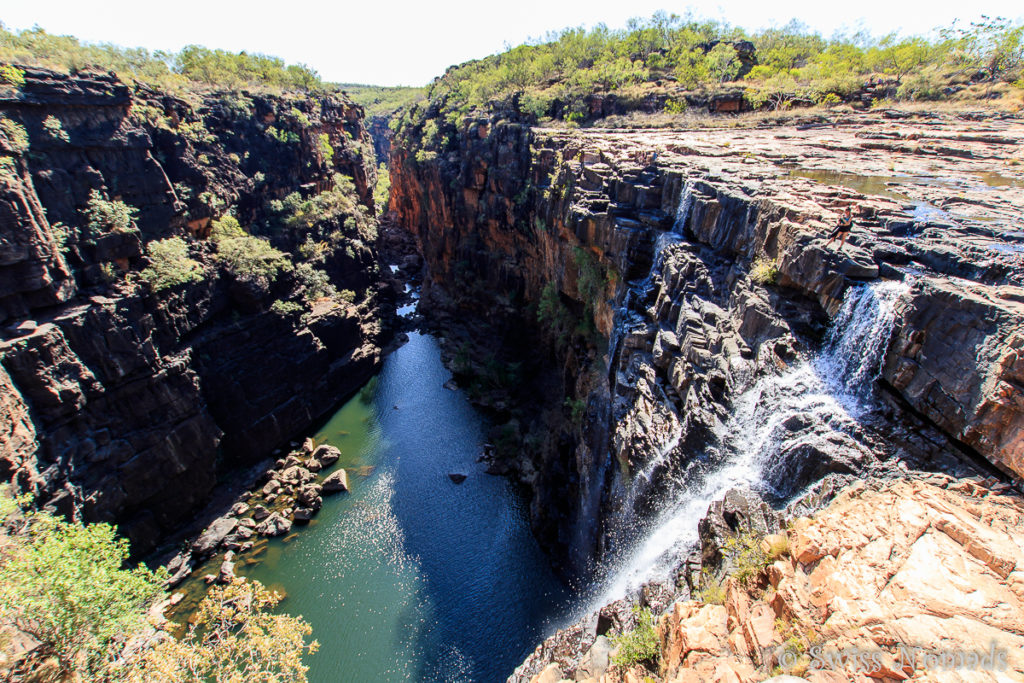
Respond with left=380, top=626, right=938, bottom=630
left=198, top=191, right=225, bottom=214
left=0, top=64, right=26, bottom=87
left=295, top=262, right=337, bottom=301
left=140, top=237, right=204, bottom=291
left=270, top=299, right=303, bottom=315
left=750, top=256, right=779, bottom=285
left=290, top=107, right=311, bottom=127
left=338, top=289, right=356, bottom=303
left=819, top=92, right=842, bottom=107
left=0, top=156, right=16, bottom=180
left=610, top=607, right=660, bottom=667
left=0, top=116, right=29, bottom=154
left=216, top=234, right=293, bottom=281
left=664, top=98, right=688, bottom=114
left=564, top=397, right=586, bottom=425
left=0, top=509, right=166, bottom=677
left=724, top=531, right=771, bottom=584
left=42, top=115, right=70, bottom=142
left=373, top=162, right=390, bottom=215
left=126, top=579, right=318, bottom=683
left=179, top=120, right=215, bottom=144
left=318, top=133, right=334, bottom=165
left=82, top=189, right=139, bottom=234
left=209, top=214, right=246, bottom=242
left=267, top=126, right=300, bottom=145
left=696, top=569, right=727, bottom=605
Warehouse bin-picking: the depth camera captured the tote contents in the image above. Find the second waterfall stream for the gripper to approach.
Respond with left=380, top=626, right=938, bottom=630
left=596, top=277, right=911, bottom=605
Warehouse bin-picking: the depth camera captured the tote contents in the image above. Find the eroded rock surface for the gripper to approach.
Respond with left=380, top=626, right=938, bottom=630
left=517, top=476, right=1024, bottom=683
left=0, top=67, right=387, bottom=554
left=390, top=107, right=1024, bottom=582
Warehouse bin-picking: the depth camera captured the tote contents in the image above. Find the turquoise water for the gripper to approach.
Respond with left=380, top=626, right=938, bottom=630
left=231, top=330, right=572, bottom=682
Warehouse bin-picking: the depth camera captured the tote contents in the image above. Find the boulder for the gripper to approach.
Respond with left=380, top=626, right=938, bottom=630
left=698, top=488, right=780, bottom=572
left=255, top=512, right=292, bottom=537
left=279, top=465, right=314, bottom=486
left=312, top=444, right=341, bottom=467
left=262, top=479, right=281, bottom=496
left=292, top=507, right=316, bottom=523
left=230, top=502, right=250, bottom=516
left=302, top=437, right=315, bottom=454
left=448, top=472, right=467, bottom=484
left=764, top=429, right=874, bottom=497
left=217, top=552, right=236, bottom=584
left=296, top=484, right=323, bottom=510
left=576, top=635, right=611, bottom=680
left=322, top=469, right=349, bottom=493
left=192, top=517, right=237, bottom=556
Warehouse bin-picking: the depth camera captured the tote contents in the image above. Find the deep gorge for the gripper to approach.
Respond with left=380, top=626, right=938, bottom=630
left=3, top=58, right=1024, bottom=683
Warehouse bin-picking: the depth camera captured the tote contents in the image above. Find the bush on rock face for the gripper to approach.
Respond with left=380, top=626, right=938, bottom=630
left=140, top=237, right=204, bottom=291
left=215, top=234, right=293, bottom=282
left=82, top=189, right=139, bottom=235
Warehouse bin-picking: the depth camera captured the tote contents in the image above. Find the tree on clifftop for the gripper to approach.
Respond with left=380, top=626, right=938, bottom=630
left=0, top=506, right=166, bottom=678
left=127, top=580, right=319, bottom=683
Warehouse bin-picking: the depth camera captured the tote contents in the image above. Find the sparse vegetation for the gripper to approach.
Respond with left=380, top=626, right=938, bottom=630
left=0, top=116, right=29, bottom=154
left=337, top=83, right=427, bottom=119
left=295, top=262, right=338, bottom=301
left=42, top=115, right=69, bottom=142
left=0, top=64, right=26, bottom=88
left=696, top=568, right=727, bottom=605
left=723, top=531, right=771, bottom=584
left=82, top=189, right=139, bottom=234
left=140, top=237, right=204, bottom=291
left=610, top=607, right=660, bottom=667
left=128, top=579, right=318, bottom=683
left=749, top=256, right=779, bottom=285
left=271, top=299, right=303, bottom=316
left=564, top=396, right=586, bottom=425
left=373, top=162, right=391, bottom=215
left=317, top=133, right=334, bottom=165
left=1, top=27, right=322, bottom=92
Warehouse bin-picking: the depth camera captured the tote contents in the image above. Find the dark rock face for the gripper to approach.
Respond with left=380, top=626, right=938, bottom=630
left=0, top=67, right=386, bottom=554
left=389, top=107, right=1024, bottom=581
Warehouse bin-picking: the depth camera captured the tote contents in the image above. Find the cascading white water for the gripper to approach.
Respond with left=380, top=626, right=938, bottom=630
left=595, top=278, right=910, bottom=605
left=607, top=181, right=697, bottom=380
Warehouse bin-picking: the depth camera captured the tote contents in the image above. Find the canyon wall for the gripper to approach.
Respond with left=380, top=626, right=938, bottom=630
left=0, top=67, right=387, bottom=553
left=389, top=100, right=1024, bottom=577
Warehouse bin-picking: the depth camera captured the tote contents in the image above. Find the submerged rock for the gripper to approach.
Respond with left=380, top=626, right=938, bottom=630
left=448, top=472, right=468, bottom=484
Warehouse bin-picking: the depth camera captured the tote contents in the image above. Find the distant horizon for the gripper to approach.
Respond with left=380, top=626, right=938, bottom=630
left=3, top=1, right=1023, bottom=87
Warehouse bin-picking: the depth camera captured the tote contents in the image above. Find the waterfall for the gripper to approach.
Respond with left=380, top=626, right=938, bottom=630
left=594, top=278, right=910, bottom=605
left=607, top=181, right=696, bottom=379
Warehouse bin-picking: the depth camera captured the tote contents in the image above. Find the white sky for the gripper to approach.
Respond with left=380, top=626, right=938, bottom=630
left=3, top=0, right=1023, bottom=86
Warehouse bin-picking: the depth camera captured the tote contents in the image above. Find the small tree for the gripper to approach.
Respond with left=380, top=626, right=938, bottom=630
left=140, top=237, right=205, bottom=291
left=128, top=579, right=318, bottom=683
left=0, top=513, right=165, bottom=677
left=215, top=234, right=293, bottom=281
left=82, top=189, right=139, bottom=234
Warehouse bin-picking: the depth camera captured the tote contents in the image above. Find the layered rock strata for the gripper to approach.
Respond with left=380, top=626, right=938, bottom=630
left=390, top=106, right=1024, bottom=579
left=0, top=67, right=386, bottom=553
left=518, top=475, right=1024, bottom=683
